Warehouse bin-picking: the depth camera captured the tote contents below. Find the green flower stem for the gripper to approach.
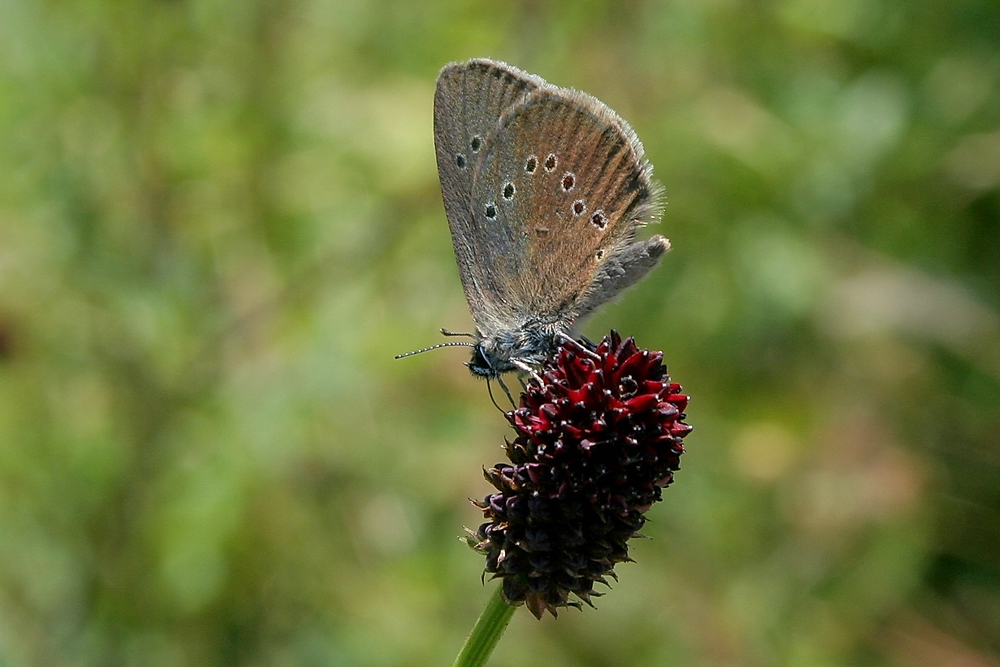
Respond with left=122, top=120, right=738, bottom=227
left=451, top=584, right=517, bottom=667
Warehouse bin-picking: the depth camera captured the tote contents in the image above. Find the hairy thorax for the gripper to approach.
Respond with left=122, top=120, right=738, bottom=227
left=467, top=321, right=564, bottom=378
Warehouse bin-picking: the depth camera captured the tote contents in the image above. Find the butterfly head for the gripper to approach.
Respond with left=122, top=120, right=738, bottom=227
left=466, top=343, right=501, bottom=378
left=466, top=324, right=561, bottom=379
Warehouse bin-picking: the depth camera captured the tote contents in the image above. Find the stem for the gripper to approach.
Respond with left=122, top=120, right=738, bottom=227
left=451, top=584, right=517, bottom=667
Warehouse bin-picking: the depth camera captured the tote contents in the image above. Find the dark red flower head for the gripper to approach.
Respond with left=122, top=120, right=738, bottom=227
left=470, top=331, right=692, bottom=619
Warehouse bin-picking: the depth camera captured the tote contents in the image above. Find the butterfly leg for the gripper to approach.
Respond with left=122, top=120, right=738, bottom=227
left=486, top=379, right=509, bottom=412
left=556, top=332, right=601, bottom=361
left=511, top=359, right=543, bottom=386
left=495, top=375, right=517, bottom=409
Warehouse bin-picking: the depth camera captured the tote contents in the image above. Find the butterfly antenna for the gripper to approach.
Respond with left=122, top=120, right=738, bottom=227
left=394, top=341, right=475, bottom=360
left=440, top=328, right=477, bottom=339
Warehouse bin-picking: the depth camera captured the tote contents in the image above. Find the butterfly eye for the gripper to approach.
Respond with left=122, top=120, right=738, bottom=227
left=562, top=173, right=576, bottom=192
left=544, top=154, right=557, bottom=171
left=485, top=203, right=497, bottom=219
left=471, top=135, right=482, bottom=152
left=456, top=153, right=467, bottom=169
left=590, top=210, right=607, bottom=230
left=572, top=199, right=586, bottom=216
left=525, top=155, right=538, bottom=173
left=502, top=182, right=515, bottom=200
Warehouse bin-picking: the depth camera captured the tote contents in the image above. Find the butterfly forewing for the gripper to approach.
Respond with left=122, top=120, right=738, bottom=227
left=433, top=60, right=544, bottom=331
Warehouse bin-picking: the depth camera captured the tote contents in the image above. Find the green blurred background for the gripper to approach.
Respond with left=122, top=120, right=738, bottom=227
left=1, top=0, right=998, bottom=665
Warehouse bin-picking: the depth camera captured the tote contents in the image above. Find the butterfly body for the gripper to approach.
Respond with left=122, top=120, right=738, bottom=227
left=432, top=59, right=670, bottom=379
left=466, top=318, right=563, bottom=377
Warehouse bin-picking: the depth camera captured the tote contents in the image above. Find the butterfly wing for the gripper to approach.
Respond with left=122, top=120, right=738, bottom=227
left=433, top=59, right=544, bottom=333
left=469, top=86, right=668, bottom=333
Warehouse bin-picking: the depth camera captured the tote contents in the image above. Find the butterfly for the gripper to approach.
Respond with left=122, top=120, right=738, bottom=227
left=400, top=58, right=669, bottom=389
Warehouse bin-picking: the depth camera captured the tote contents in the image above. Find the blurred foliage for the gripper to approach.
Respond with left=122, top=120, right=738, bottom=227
left=1, top=0, right=999, bottom=666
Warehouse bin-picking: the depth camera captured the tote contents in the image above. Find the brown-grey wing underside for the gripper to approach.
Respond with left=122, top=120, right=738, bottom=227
left=469, top=87, right=666, bottom=329
left=433, top=59, right=544, bottom=331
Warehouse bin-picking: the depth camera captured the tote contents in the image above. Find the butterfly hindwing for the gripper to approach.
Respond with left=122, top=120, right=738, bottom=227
left=470, top=86, right=663, bottom=330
